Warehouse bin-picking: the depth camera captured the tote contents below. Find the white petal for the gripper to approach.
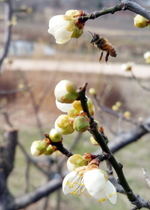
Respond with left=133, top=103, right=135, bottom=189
left=48, top=15, right=65, bottom=34
left=54, top=27, right=72, bottom=44
left=56, top=100, right=73, bottom=112
left=54, top=80, right=68, bottom=102
left=48, top=15, right=72, bottom=44
left=62, top=171, right=84, bottom=195
left=83, top=169, right=107, bottom=198
left=104, top=181, right=117, bottom=204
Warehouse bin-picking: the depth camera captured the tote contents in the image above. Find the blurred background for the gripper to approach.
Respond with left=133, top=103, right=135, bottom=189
left=0, top=0, right=150, bottom=210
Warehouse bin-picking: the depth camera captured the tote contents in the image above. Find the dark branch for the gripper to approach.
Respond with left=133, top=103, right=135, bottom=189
left=81, top=0, right=150, bottom=22
left=109, top=116, right=150, bottom=153
left=0, top=0, right=13, bottom=74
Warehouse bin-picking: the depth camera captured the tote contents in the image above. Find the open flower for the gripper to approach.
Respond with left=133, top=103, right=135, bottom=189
left=48, top=10, right=86, bottom=44
left=62, top=166, right=117, bottom=204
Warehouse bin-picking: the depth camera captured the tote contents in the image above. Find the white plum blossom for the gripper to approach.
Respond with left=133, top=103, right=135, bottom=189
left=48, top=10, right=85, bottom=44
left=62, top=167, right=117, bottom=204
left=48, top=15, right=73, bottom=44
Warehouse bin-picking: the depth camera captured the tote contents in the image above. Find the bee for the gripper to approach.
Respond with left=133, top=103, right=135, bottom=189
left=89, top=31, right=117, bottom=63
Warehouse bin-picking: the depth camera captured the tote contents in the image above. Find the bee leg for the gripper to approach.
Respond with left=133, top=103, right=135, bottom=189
left=99, top=51, right=103, bottom=62
left=105, top=51, right=109, bottom=63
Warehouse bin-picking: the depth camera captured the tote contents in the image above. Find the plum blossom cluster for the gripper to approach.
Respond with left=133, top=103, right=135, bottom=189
left=54, top=80, right=95, bottom=135
left=63, top=154, right=117, bottom=204
left=30, top=80, right=117, bottom=205
left=30, top=80, right=95, bottom=156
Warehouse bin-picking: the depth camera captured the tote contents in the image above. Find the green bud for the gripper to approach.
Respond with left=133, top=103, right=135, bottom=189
left=44, top=145, right=56, bottom=155
left=49, top=128, right=62, bottom=142
left=73, top=116, right=90, bottom=132
left=30, top=140, right=47, bottom=156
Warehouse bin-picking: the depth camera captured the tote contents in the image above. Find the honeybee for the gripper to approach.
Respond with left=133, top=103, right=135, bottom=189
left=89, top=31, right=117, bottom=63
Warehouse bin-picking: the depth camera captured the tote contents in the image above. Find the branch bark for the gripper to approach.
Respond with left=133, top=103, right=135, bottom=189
left=109, top=116, right=150, bottom=153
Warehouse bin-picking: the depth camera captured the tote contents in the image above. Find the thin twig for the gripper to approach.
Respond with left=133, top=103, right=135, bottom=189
left=131, top=71, right=150, bottom=92
left=80, top=0, right=150, bottom=22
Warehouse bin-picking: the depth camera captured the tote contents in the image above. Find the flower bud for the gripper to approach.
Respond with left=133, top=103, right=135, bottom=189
left=54, top=80, right=79, bottom=103
left=55, top=114, right=74, bottom=135
left=112, top=105, right=119, bottom=111
left=67, top=154, right=88, bottom=171
left=44, top=145, right=57, bottom=155
left=89, top=88, right=96, bottom=95
left=90, top=136, right=99, bottom=146
left=30, top=140, right=47, bottom=156
left=67, top=109, right=79, bottom=118
left=87, top=98, right=95, bottom=116
left=116, top=101, right=122, bottom=108
left=123, top=111, right=131, bottom=119
left=134, top=15, right=149, bottom=28
left=72, top=98, right=95, bottom=116
left=49, top=128, right=62, bottom=142
left=73, top=116, right=90, bottom=132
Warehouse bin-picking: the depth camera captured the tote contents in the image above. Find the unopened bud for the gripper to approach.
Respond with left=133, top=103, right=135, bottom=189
left=89, top=88, right=96, bottom=95
left=67, top=154, right=88, bottom=171
left=49, top=128, right=62, bottom=142
left=134, top=15, right=149, bottom=28
left=123, top=111, right=131, bottom=119
left=90, top=136, right=99, bottom=146
left=73, top=116, right=90, bottom=132
left=55, top=114, right=74, bottom=135
left=54, top=80, right=79, bottom=103
left=44, top=145, right=57, bottom=155
left=30, top=140, right=47, bottom=156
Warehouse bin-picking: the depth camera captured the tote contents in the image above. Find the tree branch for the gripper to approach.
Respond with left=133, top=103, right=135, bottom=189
left=13, top=176, right=63, bottom=210
left=109, top=116, right=150, bottom=153
left=0, top=0, right=13, bottom=74
left=80, top=0, right=150, bottom=22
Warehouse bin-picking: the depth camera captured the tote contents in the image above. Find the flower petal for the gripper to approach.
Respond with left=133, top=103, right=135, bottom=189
left=56, top=100, right=73, bottom=112
left=48, top=15, right=72, bottom=44
left=104, top=181, right=117, bottom=204
left=62, top=171, right=85, bottom=195
left=83, top=169, right=107, bottom=198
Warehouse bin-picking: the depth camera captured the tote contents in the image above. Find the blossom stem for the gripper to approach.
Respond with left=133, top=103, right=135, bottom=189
left=79, top=83, right=136, bottom=203
left=45, top=134, right=73, bottom=157
left=80, top=1, right=150, bottom=21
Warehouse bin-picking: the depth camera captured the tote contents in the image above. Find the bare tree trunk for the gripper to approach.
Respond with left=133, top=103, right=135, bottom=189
left=0, top=129, right=18, bottom=210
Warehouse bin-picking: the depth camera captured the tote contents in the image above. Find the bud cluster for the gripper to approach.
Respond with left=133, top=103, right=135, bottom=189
left=30, top=128, right=63, bottom=156
left=30, top=80, right=96, bottom=157
left=54, top=80, right=95, bottom=134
